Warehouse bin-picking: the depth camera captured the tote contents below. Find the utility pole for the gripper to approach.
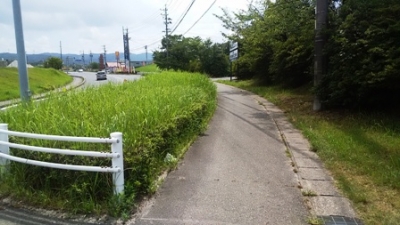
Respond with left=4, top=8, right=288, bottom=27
left=123, top=27, right=131, bottom=73
left=89, top=51, right=93, bottom=64
left=12, top=0, right=31, bottom=101
left=145, top=45, right=148, bottom=65
left=162, top=5, right=172, bottom=69
left=82, top=50, right=85, bottom=68
left=103, top=45, right=107, bottom=70
left=66, top=56, right=69, bottom=72
left=60, top=41, right=63, bottom=65
left=314, top=0, right=328, bottom=111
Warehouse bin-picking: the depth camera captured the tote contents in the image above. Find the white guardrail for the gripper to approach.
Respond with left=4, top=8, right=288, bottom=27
left=0, top=123, right=124, bottom=195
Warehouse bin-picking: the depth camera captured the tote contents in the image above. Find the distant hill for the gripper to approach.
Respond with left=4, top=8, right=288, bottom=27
left=0, top=52, right=153, bottom=65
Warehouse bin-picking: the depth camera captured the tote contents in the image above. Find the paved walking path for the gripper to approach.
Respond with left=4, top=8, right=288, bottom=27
left=129, top=83, right=361, bottom=225
left=0, top=81, right=362, bottom=225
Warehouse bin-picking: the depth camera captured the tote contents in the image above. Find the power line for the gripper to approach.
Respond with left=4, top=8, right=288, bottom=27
left=130, top=0, right=215, bottom=53
left=170, top=0, right=196, bottom=34
left=127, top=0, right=182, bottom=32
left=183, top=0, right=217, bottom=35
left=131, top=38, right=162, bottom=51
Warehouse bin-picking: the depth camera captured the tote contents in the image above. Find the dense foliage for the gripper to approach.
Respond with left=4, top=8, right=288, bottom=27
left=43, top=57, right=63, bottom=70
left=217, top=0, right=400, bottom=108
left=217, top=0, right=315, bottom=87
left=153, top=35, right=230, bottom=77
left=0, top=72, right=217, bottom=215
left=317, top=0, right=400, bottom=107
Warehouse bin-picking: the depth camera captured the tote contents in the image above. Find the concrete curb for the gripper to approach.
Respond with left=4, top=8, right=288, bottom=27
left=253, top=95, right=359, bottom=218
left=0, top=75, right=86, bottom=110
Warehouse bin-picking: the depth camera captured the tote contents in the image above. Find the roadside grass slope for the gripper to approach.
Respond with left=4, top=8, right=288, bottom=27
left=0, top=67, right=73, bottom=101
left=0, top=71, right=217, bottom=217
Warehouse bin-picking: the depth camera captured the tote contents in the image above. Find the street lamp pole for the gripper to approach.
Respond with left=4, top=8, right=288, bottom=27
left=12, top=0, right=31, bottom=102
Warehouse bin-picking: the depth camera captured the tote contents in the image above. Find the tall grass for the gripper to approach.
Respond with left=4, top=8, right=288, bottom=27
left=0, top=71, right=217, bottom=216
left=218, top=80, right=400, bottom=225
left=0, top=68, right=73, bottom=101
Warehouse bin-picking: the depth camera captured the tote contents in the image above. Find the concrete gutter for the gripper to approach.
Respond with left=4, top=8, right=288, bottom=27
left=0, top=75, right=86, bottom=110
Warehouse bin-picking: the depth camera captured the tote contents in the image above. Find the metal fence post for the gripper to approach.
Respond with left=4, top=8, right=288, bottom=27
left=0, top=123, right=10, bottom=167
left=111, top=132, right=124, bottom=195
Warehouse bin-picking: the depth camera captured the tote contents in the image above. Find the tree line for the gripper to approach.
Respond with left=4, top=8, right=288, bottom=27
left=153, top=35, right=230, bottom=77
left=154, top=0, right=400, bottom=109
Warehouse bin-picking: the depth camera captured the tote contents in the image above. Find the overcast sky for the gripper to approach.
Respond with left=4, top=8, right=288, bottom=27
left=0, top=0, right=250, bottom=55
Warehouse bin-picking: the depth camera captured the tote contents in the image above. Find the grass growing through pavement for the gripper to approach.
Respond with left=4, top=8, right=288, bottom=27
left=136, top=64, right=161, bottom=73
left=218, top=80, right=400, bottom=225
left=0, top=71, right=217, bottom=216
left=0, top=67, right=73, bottom=101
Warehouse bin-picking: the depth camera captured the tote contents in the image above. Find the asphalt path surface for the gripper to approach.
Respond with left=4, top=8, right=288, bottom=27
left=131, top=83, right=308, bottom=225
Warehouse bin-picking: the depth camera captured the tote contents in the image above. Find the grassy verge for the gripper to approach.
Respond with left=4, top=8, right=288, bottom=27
left=0, top=71, right=216, bottom=217
left=0, top=68, right=73, bottom=101
left=218, top=80, right=400, bottom=225
left=136, top=64, right=161, bottom=73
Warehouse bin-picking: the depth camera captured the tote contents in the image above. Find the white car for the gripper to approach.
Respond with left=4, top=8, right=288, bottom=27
left=78, top=69, right=83, bottom=72
left=96, top=71, right=107, bottom=80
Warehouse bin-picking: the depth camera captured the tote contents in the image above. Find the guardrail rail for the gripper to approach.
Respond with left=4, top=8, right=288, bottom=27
left=0, top=123, right=124, bottom=194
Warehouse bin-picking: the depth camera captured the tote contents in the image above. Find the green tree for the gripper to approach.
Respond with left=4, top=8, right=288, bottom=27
left=89, top=62, right=99, bottom=71
left=154, top=35, right=201, bottom=71
left=216, top=0, right=315, bottom=86
left=43, top=57, right=63, bottom=70
left=316, top=0, right=400, bottom=108
left=153, top=35, right=230, bottom=77
left=199, top=40, right=230, bottom=77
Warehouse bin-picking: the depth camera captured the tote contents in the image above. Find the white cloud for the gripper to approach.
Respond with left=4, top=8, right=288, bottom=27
left=0, top=0, right=250, bottom=54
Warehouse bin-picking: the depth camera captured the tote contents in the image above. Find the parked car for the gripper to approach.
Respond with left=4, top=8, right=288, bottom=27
left=78, top=69, right=83, bottom=72
left=96, top=71, right=107, bottom=81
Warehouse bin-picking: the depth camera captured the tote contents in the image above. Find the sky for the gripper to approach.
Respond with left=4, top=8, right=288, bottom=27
left=0, top=0, right=251, bottom=55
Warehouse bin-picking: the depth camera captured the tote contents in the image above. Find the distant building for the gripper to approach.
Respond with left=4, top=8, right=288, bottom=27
left=106, top=62, right=123, bottom=73
left=106, top=62, right=135, bottom=73
left=6, top=60, right=34, bottom=68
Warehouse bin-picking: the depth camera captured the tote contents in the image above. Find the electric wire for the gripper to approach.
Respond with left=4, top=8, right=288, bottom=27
left=182, top=0, right=217, bottom=35
left=132, top=0, right=217, bottom=52
left=170, top=0, right=196, bottom=34
left=131, top=38, right=162, bottom=51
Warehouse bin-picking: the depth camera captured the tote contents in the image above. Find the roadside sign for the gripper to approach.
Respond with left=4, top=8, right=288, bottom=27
left=229, top=42, right=239, bottom=62
left=229, top=49, right=238, bottom=61
left=230, top=42, right=238, bottom=51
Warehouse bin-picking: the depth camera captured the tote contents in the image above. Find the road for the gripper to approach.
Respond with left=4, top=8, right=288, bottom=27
left=69, top=71, right=142, bottom=87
